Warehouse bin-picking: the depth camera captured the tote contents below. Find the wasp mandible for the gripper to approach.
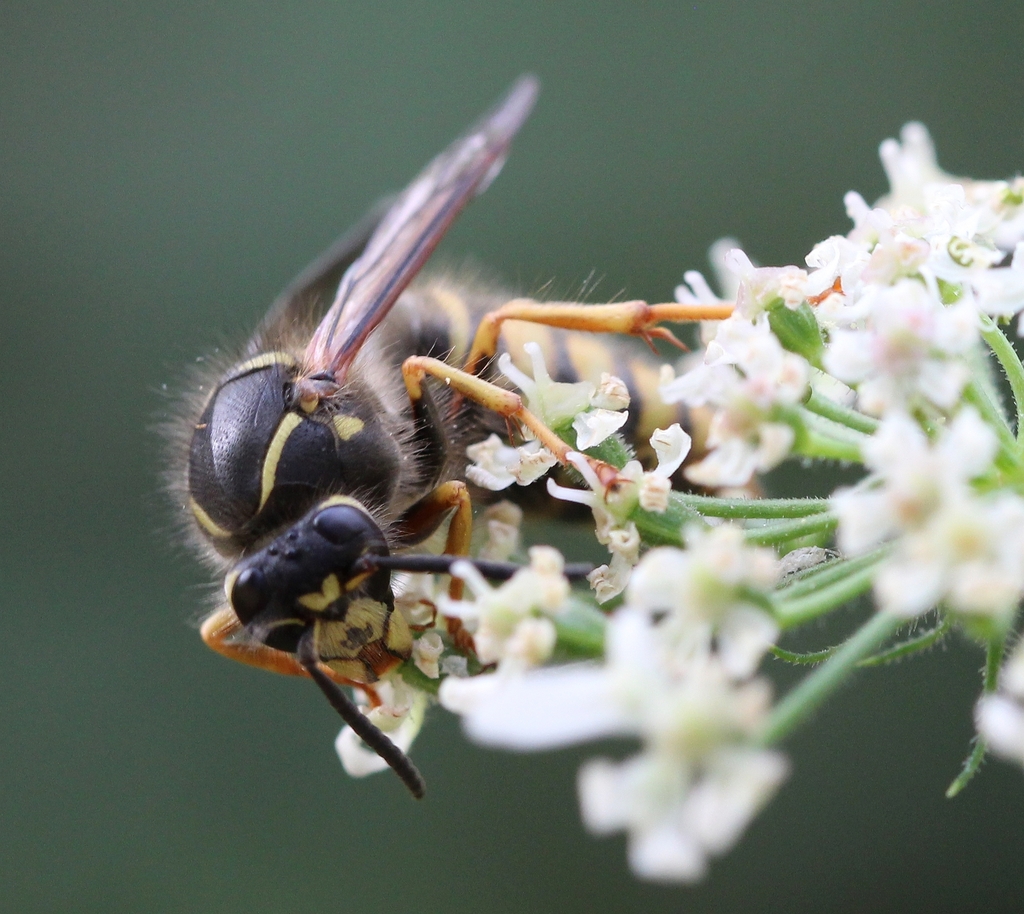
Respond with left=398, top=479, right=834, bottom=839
left=173, top=75, right=730, bottom=798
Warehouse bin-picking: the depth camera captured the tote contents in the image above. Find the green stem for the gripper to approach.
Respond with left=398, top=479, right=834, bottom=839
left=771, top=616, right=948, bottom=670
left=804, top=388, right=879, bottom=435
left=770, top=644, right=836, bottom=665
left=857, top=618, right=951, bottom=667
left=796, top=423, right=864, bottom=463
left=552, top=600, right=607, bottom=660
left=962, top=380, right=1019, bottom=472
left=674, top=494, right=830, bottom=519
left=776, top=548, right=887, bottom=600
left=759, top=612, right=904, bottom=746
left=743, top=512, right=837, bottom=547
left=856, top=618, right=950, bottom=667
left=773, top=559, right=879, bottom=628
left=631, top=496, right=704, bottom=547
left=979, top=315, right=1024, bottom=442
left=946, top=634, right=1007, bottom=798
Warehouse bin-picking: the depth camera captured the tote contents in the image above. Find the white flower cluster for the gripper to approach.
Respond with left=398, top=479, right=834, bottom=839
left=660, top=122, right=1024, bottom=491
left=440, top=545, right=571, bottom=670
left=334, top=122, right=1024, bottom=884
left=547, top=429, right=689, bottom=603
left=445, top=526, right=786, bottom=882
left=659, top=313, right=808, bottom=487
left=833, top=409, right=1024, bottom=619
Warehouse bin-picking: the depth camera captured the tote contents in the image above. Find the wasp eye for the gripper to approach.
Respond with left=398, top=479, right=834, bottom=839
left=313, top=504, right=380, bottom=546
left=231, top=567, right=271, bottom=623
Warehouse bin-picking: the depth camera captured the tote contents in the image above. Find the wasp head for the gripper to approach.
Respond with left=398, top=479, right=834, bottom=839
left=186, top=351, right=402, bottom=556
left=224, top=497, right=394, bottom=653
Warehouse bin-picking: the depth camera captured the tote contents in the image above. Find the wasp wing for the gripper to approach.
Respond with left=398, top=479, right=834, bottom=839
left=305, top=74, right=539, bottom=380
left=249, top=194, right=396, bottom=352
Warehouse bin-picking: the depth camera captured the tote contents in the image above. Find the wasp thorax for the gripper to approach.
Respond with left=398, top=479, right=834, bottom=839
left=226, top=498, right=394, bottom=653
left=186, top=351, right=401, bottom=553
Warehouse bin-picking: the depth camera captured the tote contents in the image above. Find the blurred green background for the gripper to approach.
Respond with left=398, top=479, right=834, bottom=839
left=3, top=1, right=1024, bottom=911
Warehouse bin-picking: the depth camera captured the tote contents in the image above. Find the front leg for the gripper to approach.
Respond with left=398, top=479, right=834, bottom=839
left=200, top=605, right=383, bottom=705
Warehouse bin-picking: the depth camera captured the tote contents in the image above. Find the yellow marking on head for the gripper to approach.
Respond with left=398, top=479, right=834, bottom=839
left=223, top=569, right=239, bottom=601
left=298, top=574, right=342, bottom=612
left=332, top=414, right=365, bottom=441
left=431, top=287, right=472, bottom=360
left=189, top=497, right=233, bottom=539
left=318, top=494, right=369, bottom=512
left=566, top=333, right=615, bottom=382
left=233, top=351, right=297, bottom=374
left=344, top=598, right=389, bottom=635
left=385, top=610, right=413, bottom=655
left=344, top=570, right=372, bottom=592
left=259, top=412, right=303, bottom=510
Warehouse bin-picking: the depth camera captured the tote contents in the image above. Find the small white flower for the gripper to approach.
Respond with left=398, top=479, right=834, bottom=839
left=591, top=373, right=631, bottom=410
left=976, top=694, right=1024, bottom=765
left=804, top=235, right=869, bottom=300
left=465, top=434, right=519, bottom=490
left=578, top=747, right=788, bottom=882
left=393, top=572, right=439, bottom=628
left=639, top=473, right=672, bottom=512
left=876, top=122, right=959, bottom=214
left=499, top=342, right=595, bottom=428
left=547, top=453, right=648, bottom=600
left=477, top=500, right=523, bottom=562
left=724, top=249, right=809, bottom=317
left=440, top=547, right=571, bottom=668
left=649, top=424, right=691, bottom=478
left=975, top=641, right=1024, bottom=767
left=660, top=314, right=806, bottom=487
left=573, top=407, right=629, bottom=449
left=626, top=527, right=780, bottom=678
left=833, top=409, right=1024, bottom=618
left=454, top=611, right=787, bottom=882
left=465, top=434, right=557, bottom=490
left=822, top=278, right=978, bottom=416
left=971, top=242, right=1024, bottom=322
left=412, top=632, right=444, bottom=679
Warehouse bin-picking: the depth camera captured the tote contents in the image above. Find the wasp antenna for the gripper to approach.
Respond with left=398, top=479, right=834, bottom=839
left=297, top=630, right=426, bottom=800
left=356, top=553, right=595, bottom=581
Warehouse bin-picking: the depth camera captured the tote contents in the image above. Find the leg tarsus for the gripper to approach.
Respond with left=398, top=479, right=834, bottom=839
left=462, top=299, right=730, bottom=375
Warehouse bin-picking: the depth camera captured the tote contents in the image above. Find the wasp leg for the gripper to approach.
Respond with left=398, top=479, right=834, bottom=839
left=199, top=606, right=383, bottom=705
left=393, top=480, right=476, bottom=651
left=403, top=355, right=574, bottom=464
left=462, top=299, right=735, bottom=376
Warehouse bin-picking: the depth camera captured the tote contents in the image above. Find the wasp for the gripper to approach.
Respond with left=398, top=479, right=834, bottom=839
left=172, top=75, right=731, bottom=799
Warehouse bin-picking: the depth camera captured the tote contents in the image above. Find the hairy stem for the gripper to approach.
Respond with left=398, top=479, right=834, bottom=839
left=773, top=558, right=879, bottom=628
left=946, top=634, right=1007, bottom=798
left=675, top=494, right=830, bottom=519
left=743, top=512, right=837, bottom=548
left=804, top=388, right=879, bottom=435
left=759, top=611, right=903, bottom=746
left=979, top=316, right=1024, bottom=442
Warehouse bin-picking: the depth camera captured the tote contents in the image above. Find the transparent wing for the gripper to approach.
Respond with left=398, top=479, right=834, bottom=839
left=305, top=74, right=539, bottom=380
left=249, top=194, right=395, bottom=352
